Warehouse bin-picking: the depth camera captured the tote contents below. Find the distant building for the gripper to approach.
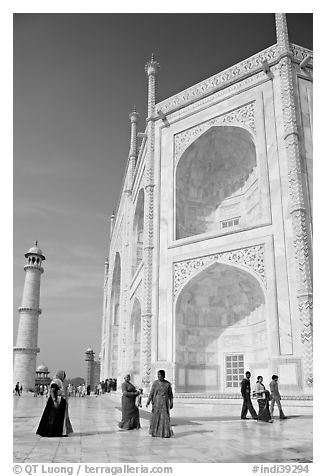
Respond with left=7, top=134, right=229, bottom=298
left=100, top=14, right=312, bottom=397
left=85, top=347, right=101, bottom=391
left=35, top=364, right=51, bottom=388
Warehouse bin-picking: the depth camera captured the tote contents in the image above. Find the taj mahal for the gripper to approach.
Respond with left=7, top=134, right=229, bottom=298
left=99, top=14, right=313, bottom=397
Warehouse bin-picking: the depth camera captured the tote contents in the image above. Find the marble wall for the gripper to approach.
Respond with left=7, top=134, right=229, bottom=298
left=101, top=45, right=313, bottom=396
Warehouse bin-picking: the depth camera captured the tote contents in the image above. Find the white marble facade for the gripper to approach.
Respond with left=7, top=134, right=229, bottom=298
left=100, top=15, right=313, bottom=397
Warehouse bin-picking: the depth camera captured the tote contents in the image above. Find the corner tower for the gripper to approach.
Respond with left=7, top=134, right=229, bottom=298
left=13, top=242, right=45, bottom=392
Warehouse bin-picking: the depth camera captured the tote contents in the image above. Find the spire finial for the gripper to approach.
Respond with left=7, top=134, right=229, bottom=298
left=145, top=53, right=160, bottom=76
left=35, top=240, right=38, bottom=246
left=129, top=106, right=140, bottom=123
left=275, top=13, right=290, bottom=53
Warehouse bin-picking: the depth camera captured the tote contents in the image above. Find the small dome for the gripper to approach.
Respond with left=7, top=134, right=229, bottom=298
left=28, top=245, right=43, bottom=254
left=36, top=364, right=49, bottom=372
left=25, top=241, right=45, bottom=260
left=86, top=347, right=94, bottom=353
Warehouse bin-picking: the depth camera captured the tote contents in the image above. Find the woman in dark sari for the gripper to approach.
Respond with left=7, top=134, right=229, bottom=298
left=118, top=374, right=141, bottom=430
left=146, top=370, right=173, bottom=438
left=36, top=383, right=67, bottom=437
left=254, top=376, right=273, bottom=423
left=36, top=370, right=73, bottom=437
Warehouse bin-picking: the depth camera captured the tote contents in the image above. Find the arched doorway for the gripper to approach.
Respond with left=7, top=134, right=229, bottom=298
left=175, top=262, right=266, bottom=393
left=175, top=126, right=259, bottom=240
left=109, top=253, right=121, bottom=378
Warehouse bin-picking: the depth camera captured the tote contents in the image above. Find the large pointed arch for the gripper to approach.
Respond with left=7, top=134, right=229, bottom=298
left=175, top=260, right=267, bottom=393
left=175, top=125, right=260, bottom=240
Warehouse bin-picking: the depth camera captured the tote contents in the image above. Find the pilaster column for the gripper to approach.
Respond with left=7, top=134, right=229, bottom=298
left=110, top=211, right=116, bottom=239
left=141, top=55, right=160, bottom=387
left=119, top=109, right=141, bottom=375
left=275, top=13, right=313, bottom=387
left=126, top=107, right=140, bottom=193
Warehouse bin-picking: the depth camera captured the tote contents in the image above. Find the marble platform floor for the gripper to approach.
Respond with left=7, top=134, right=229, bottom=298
left=13, top=393, right=312, bottom=463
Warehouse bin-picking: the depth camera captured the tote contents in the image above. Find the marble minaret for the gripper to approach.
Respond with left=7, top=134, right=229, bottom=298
left=85, top=347, right=95, bottom=391
left=13, top=242, right=45, bottom=392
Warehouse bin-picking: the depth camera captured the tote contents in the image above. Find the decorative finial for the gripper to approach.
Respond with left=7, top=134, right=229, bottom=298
left=145, top=53, right=160, bottom=76
left=275, top=13, right=290, bottom=53
left=129, top=106, right=140, bottom=123
left=35, top=240, right=38, bottom=247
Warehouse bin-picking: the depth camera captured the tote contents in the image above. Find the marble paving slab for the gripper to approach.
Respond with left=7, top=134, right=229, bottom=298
left=13, top=393, right=312, bottom=463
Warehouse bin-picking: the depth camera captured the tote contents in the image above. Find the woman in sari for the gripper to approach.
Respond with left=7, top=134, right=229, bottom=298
left=254, top=376, right=273, bottom=423
left=36, top=370, right=73, bottom=437
left=146, top=370, right=173, bottom=438
left=36, top=383, right=66, bottom=437
left=118, top=374, right=141, bottom=430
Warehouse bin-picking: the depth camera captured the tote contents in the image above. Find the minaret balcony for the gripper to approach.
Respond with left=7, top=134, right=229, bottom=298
left=13, top=346, right=40, bottom=354
left=24, top=264, right=44, bottom=273
left=18, top=306, right=42, bottom=315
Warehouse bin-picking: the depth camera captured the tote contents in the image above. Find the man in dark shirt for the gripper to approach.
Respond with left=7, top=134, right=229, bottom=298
left=240, top=371, right=258, bottom=420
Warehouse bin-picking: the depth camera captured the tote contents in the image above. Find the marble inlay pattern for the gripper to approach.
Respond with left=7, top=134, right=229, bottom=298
left=173, top=245, right=266, bottom=296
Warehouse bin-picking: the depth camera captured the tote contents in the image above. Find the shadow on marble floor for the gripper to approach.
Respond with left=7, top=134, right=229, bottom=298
left=71, top=430, right=117, bottom=436
left=172, top=429, right=214, bottom=438
left=172, top=414, right=312, bottom=424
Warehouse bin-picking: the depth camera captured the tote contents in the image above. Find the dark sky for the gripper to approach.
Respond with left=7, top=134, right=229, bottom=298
left=13, top=13, right=313, bottom=379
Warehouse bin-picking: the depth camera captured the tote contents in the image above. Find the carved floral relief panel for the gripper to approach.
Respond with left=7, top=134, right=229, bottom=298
left=173, top=244, right=266, bottom=297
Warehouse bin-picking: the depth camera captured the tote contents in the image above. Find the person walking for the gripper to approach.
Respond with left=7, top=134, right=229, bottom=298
left=240, top=371, right=257, bottom=420
left=14, top=382, right=21, bottom=396
left=269, top=375, right=287, bottom=419
left=254, top=376, right=273, bottom=423
left=146, top=370, right=174, bottom=438
left=47, top=370, right=73, bottom=435
left=36, top=382, right=67, bottom=437
left=118, top=374, right=141, bottom=430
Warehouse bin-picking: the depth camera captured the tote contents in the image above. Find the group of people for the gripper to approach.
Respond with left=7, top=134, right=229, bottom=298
left=35, top=368, right=173, bottom=439
left=118, top=370, right=173, bottom=438
left=241, top=372, right=287, bottom=423
left=34, top=384, right=49, bottom=397
left=96, top=378, right=117, bottom=394
left=35, top=368, right=286, bottom=438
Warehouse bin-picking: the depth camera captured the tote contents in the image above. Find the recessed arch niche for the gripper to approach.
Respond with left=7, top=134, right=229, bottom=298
left=129, top=298, right=141, bottom=383
left=175, top=261, right=267, bottom=393
left=110, top=252, right=121, bottom=377
left=175, top=126, right=260, bottom=240
left=132, top=189, right=144, bottom=275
